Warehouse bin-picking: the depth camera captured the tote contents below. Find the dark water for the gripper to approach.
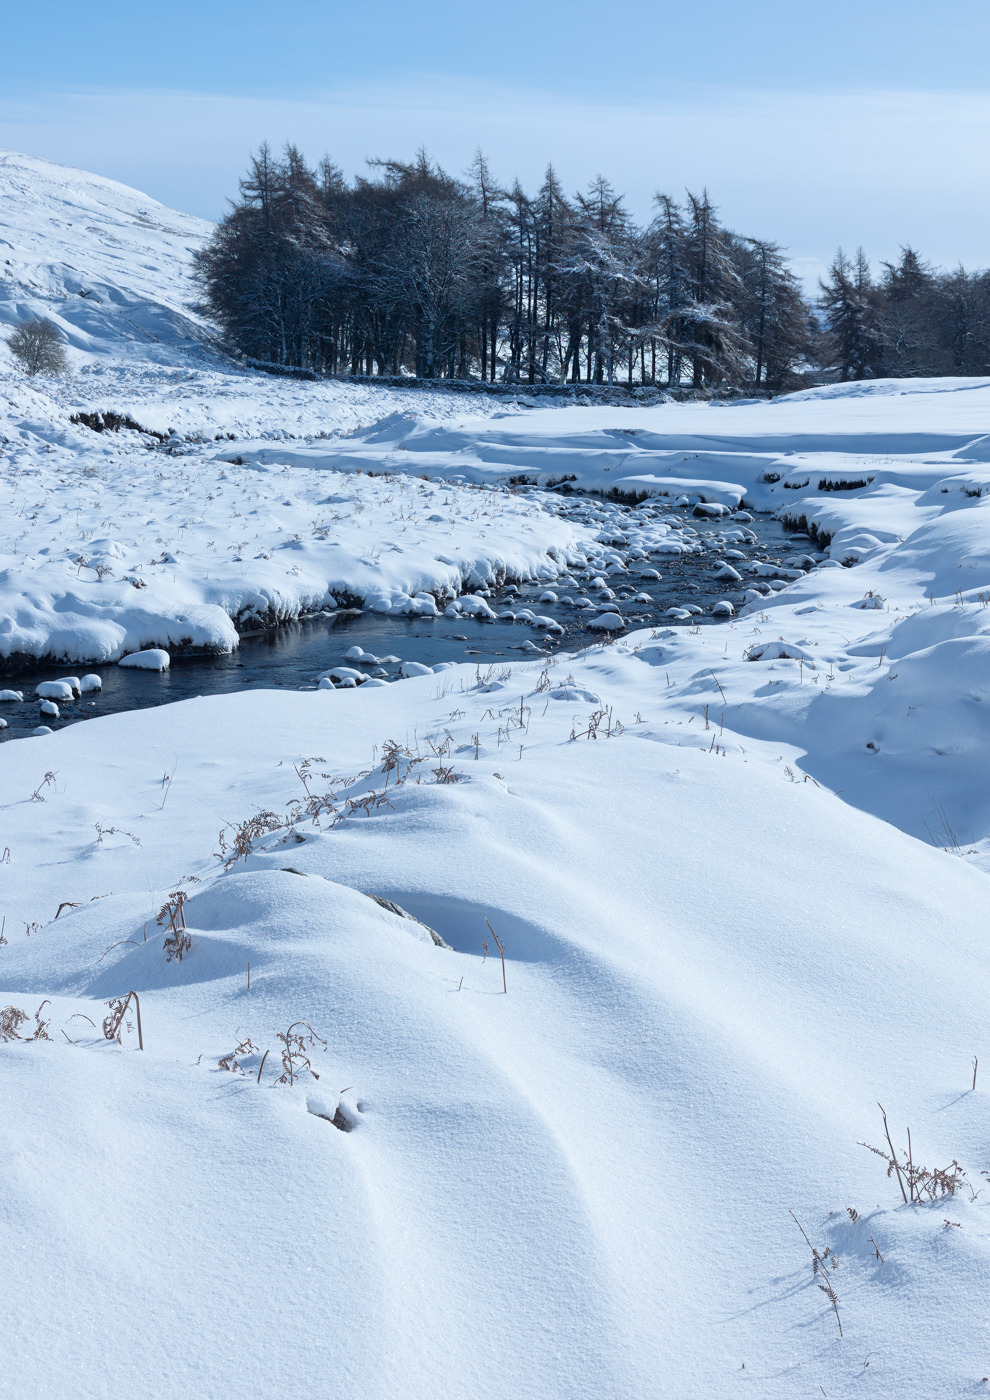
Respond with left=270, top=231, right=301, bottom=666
left=1, top=501, right=795, bottom=740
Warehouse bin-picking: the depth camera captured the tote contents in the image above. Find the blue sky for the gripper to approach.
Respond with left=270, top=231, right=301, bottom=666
left=3, top=0, right=988, bottom=287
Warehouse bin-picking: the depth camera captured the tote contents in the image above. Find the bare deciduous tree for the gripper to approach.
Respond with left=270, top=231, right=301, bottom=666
left=7, top=317, right=69, bottom=377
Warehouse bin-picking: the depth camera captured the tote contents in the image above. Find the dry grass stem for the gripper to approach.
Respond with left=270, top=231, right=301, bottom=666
left=485, top=918, right=507, bottom=993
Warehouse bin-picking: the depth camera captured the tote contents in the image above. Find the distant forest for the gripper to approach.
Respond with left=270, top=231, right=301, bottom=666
left=194, top=144, right=990, bottom=391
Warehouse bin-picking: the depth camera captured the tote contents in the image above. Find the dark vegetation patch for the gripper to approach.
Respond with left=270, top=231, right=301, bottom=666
left=70, top=410, right=167, bottom=441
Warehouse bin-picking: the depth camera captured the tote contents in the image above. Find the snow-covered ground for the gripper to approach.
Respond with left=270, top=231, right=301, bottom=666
left=5, top=152, right=990, bottom=1398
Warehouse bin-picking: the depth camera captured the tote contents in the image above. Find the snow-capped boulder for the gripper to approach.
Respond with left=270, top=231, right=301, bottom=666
left=36, top=680, right=74, bottom=700
left=119, top=649, right=170, bottom=670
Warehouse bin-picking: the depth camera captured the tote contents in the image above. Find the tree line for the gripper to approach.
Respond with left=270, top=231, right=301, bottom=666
left=818, top=246, right=990, bottom=380
left=193, top=143, right=990, bottom=390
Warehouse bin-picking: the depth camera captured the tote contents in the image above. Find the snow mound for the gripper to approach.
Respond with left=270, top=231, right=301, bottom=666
left=746, top=641, right=814, bottom=662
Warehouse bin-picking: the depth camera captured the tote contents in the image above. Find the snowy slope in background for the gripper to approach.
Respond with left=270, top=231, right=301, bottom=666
left=0, top=150, right=214, bottom=359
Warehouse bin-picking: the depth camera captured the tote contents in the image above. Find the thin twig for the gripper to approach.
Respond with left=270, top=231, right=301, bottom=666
left=160, top=757, right=177, bottom=810
left=97, top=939, right=140, bottom=962
left=907, top=1126, right=914, bottom=1202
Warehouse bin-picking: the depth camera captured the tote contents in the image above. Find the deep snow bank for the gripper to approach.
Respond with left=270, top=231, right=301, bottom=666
left=3, top=642, right=990, bottom=1398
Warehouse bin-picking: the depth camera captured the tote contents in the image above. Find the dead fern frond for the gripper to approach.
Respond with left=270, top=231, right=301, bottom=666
left=31, top=1000, right=51, bottom=1040
left=275, top=1021, right=327, bottom=1086
left=860, top=1104, right=968, bottom=1202
left=30, top=771, right=57, bottom=802
left=790, top=1209, right=843, bottom=1338
left=102, top=991, right=144, bottom=1049
left=219, top=1037, right=258, bottom=1073
left=215, top=809, right=286, bottom=868
left=158, top=890, right=191, bottom=961
left=0, top=1006, right=28, bottom=1041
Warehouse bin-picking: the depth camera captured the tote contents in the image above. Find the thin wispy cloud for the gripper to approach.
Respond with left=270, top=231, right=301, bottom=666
left=3, top=77, right=988, bottom=289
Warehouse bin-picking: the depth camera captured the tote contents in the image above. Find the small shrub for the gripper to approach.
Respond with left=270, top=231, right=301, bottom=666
left=8, top=317, right=69, bottom=377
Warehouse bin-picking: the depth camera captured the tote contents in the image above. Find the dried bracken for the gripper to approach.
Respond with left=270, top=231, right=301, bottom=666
left=275, top=1021, right=327, bottom=1086
left=94, top=822, right=141, bottom=847
left=0, top=1006, right=29, bottom=1041
left=860, top=1103, right=968, bottom=1203
left=1, top=1000, right=52, bottom=1042
left=30, top=771, right=57, bottom=802
left=569, top=707, right=615, bottom=741
left=102, top=992, right=144, bottom=1049
left=219, top=1037, right=259, bottom=1073
left=158, top=890, right=191, bottom=961
left=790, top=1209, right=843, bottom=1338
left=216, top=809, right=286, bottom=868
left=31, top=1000, right=51, bottom=1040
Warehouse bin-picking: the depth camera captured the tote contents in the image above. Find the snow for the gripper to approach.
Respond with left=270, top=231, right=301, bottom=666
left=7, top=150, right=990, bottom=1398
left=118, top=647, right=170, bottom=670
left=6, top=636, right=990, bottom=1398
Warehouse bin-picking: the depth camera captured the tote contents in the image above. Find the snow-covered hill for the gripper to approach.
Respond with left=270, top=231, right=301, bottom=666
left=0, top=149, right=214, bottom=359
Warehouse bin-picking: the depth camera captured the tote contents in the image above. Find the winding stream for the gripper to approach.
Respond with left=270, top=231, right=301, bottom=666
left=0, top=494, right=798, bottom=740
